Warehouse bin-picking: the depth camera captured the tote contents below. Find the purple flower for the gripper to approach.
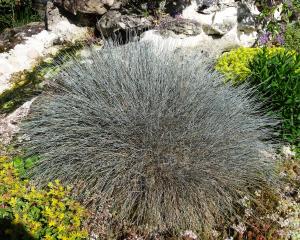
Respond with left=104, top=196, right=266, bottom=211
left=259, top=32, right=271, bottom=45
left=276, top=34, right=285, bottom=45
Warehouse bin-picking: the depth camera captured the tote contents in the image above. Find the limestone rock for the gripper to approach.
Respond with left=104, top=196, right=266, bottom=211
left=96, top=10, right=152, bottom=37
left=0, top=22, right=44, bottom=53
left=196, top=0, right=217, bottom=13
left=156, top=17, right=202, bottom=36
left=53, top=0, right=127, bottom=15
left=46, top=1, right=66, bottom=28
left=0, top=2, right=91, bottom=95
left=204, top=6, right=237, bottom=35
left=237, top=1, right=258, bottom=32
left=0, top=98, right=35, bottom=145
left=182, top=0, right=258, bottom=46
left=196, top=0, right=235, bottom=14
left=165, top=0, right=191, bottom=16
left=141, top=29, right=240, bottom=58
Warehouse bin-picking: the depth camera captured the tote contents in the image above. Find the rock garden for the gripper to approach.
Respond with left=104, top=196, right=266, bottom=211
left=0, top=0, right=299, bottom=239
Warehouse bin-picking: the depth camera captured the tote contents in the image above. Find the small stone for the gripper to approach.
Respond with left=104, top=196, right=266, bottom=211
left=282, top=146, right=296, bottom=159
left=181, top=230, right=198, bottom=240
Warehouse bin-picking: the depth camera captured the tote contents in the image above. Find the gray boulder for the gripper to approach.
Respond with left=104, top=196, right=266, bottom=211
left=53, top=0, right=127, bottom=15
left=156, top=17, right=202, bottom=36
left=96, top=10, right=153, bottom=37
left=237, top=1, right=257, bottom=32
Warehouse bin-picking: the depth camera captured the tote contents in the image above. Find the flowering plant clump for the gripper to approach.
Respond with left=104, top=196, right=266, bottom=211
left=215, top=47, right=294, bottom=83
left=258, top=30, right=285, bottom=46
left=215, top=47, right=259, bottom=83
left=0, top=155, right=89, bottom=240
left=256, top=0, right=300, bottom=48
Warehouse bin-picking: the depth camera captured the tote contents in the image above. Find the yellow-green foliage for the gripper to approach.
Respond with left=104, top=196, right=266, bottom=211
left=215, top=47, right=290, bottom=84
left=0, top=156, right=88, bottom=240
left=215, top=47, right=258, bottom=83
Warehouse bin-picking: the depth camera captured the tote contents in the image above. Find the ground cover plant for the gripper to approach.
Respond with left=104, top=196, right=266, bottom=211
left=215, top=47, right=290, bottom=83
left=0, top=155, right=88, bottom=240
left=19, top=41, right=279, bottom=237
left=215, top=47, right=260, bottom=83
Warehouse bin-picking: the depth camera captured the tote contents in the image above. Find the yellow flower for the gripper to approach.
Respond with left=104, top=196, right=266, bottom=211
left=31, top=222, right=42, bottom=235
left=44, top=206, right=53, bottom=216
left=73, top=216, right=81, bottom=227
left=9, top=197, right=17, bottom=206
left=58, top=212, right=65, bottom=220
left=0, top=156, right=8, bottom=163
left=1, top=154, right=89, bottom=239
left=58, top=235, right=69, bottom=240
left=48, top=220, right=57, bottom=227
left=44, top=234, right=54, bottom=240
left=13, top=213, right=20, bottom=223
left=22, top=213, right=29, bottom=221
left=57, top=224, right=66, bottom=232
left=216, top=46, right=298, bottom=84
left=51, top=198, right=58, bottom=206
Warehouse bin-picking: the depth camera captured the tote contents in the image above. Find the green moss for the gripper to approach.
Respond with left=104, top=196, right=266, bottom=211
left=0, top=43, right=84, bottom=114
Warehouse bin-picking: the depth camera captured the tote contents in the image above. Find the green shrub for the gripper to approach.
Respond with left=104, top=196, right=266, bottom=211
left=248, top=48, right=300, bottom=153
left=215, top=47, right=290, bottom=83
left=284, top=22, right=300, bottom=53
left=0, top=0, right=40, bottom=32
left=0, top=156, right=88, bottom=240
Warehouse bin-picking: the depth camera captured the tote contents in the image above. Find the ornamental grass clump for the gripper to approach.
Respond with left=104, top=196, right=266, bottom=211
left=20, top=41, right=279, bottom=235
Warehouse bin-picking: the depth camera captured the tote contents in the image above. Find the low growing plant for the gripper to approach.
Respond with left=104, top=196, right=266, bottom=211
left=215, top=47, right=288, bottom=83
left=215, top=47, right=259, bottom=83
left=0, top=156, right=88, bottom=240
left=20, top=41, right=279, bottom=236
